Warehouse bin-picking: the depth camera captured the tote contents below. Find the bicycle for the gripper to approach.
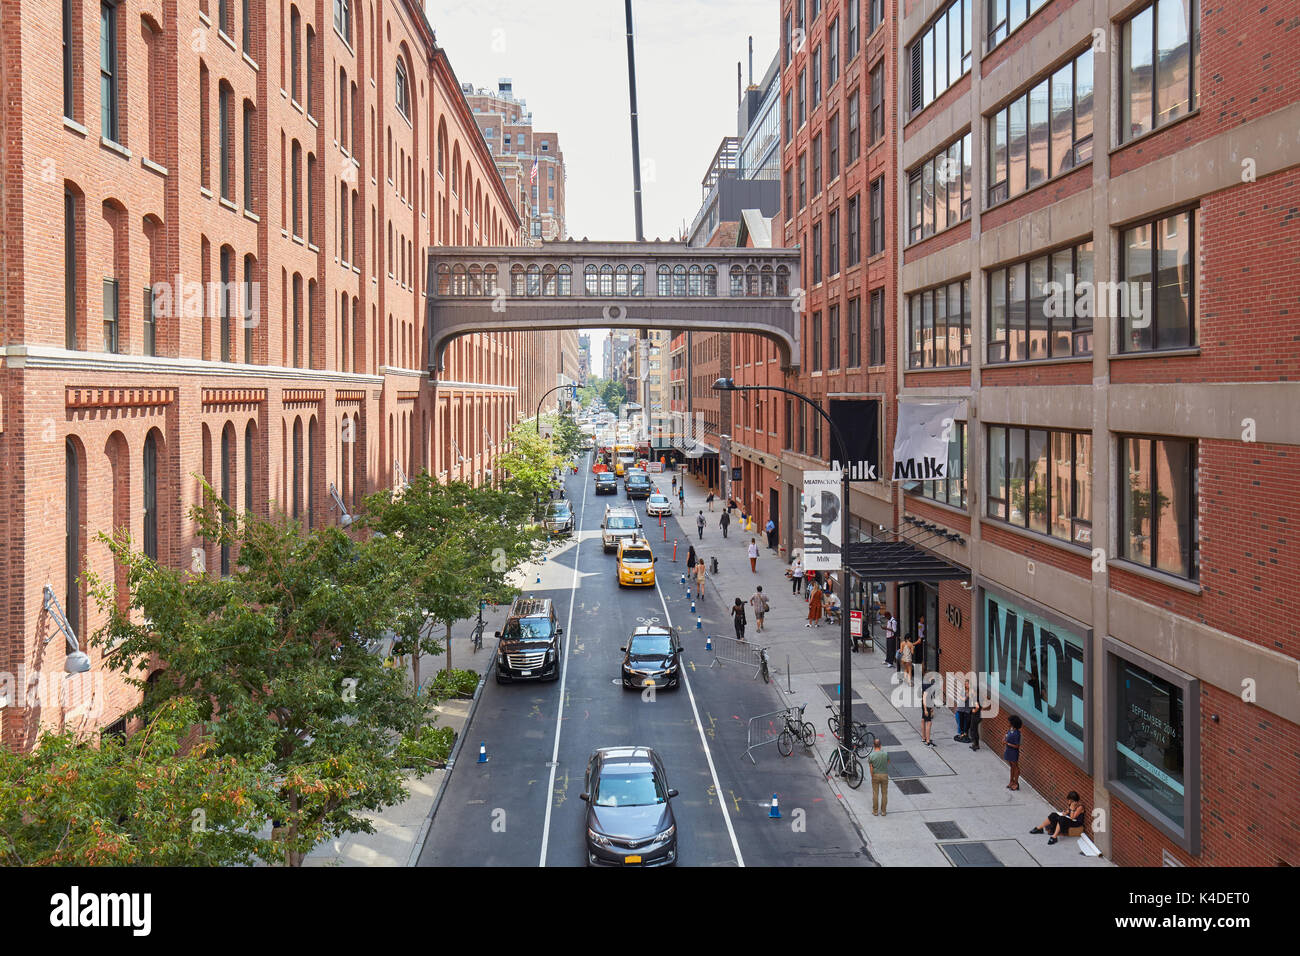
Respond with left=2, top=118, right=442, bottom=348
left=825, top=743, right=865, bottom=789
left=826, top=704, right=875, bottom=758
left=776, top=703, right=817, bottom=756
left=759, top=647, right=771, bottom=684
left=470, top=620, right=485, bottom=652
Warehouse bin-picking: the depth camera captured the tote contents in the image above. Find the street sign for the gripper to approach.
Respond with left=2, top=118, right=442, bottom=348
left=850, top=610, right=863, bottom=638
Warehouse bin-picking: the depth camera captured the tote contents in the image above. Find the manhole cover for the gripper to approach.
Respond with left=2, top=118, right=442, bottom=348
left=941, top=842, right=1003, bottom=867
left=885, top=750, right=925, bottom=778
left=896, top=779, right=930, bottom=795
left=926, top=820, right=964, bottom=839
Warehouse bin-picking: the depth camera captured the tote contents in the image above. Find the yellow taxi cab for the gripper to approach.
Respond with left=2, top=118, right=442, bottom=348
left=615, top=537, right=657, bottom=588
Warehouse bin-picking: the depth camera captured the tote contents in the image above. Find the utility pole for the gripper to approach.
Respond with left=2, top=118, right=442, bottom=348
left=624, top=0, right=652, bottom=438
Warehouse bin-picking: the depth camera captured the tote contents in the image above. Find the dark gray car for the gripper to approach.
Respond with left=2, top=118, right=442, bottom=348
left=580, top=746, right=679, bottom=866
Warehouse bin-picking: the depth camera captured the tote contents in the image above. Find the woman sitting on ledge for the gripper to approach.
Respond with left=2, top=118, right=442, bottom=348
left=1031, top=791, right=1086, bottom=845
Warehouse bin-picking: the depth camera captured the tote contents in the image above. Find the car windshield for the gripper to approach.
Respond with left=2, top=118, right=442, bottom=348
left=547, top=504, right=570, bottom=517
left=504, top=617, right=553, bottom=641
left=630, top=634, right=673, bottom=656
left=607, top=516, right=636, bottom=529
left=622, top=549, right=653, bottom=565
left=649, top=496, right=669, bottom=505
left=594, top=767, right=665, bottom=807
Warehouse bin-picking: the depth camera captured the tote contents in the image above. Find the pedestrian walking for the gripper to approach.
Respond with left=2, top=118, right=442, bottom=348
left=789, top=556, right=803, bottom=595
left=686, top=545, right=697, bottom=575
left=719, top=510, right=731, bottom=538
left=919, top=672, right=936, bottom=747
left=696, top=511, right=706, bottom=541
left=969, top=676, right=983, bottom=750
left=867, top=739, right=890, bottom=816
left=671, top=474, right=677, bottom=493
left=882, top=611, right=899, bottom=669
left=678, top=485, right=685, bottom=515
left=1004, top=715, right=1022, bottom=790
left=765, top=517, right=777, bottom=550
left=915, top=618, right=927, bottom=676
left=747, top=538, right=759, bottom=573
left=694, top=556, right=706, bottom=597
left=730, top=597, right=747, bottom=642
left=806, top=583, right=823, bottom=627
left=706, top=491, right=715, bottom=512
left=750, top=585, right=770, bottom=632
left=900, top=631, right=919, bottom=684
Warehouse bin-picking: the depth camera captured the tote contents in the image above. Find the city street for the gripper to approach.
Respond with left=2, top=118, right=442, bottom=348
left=417, top=466, right=871, bottom=867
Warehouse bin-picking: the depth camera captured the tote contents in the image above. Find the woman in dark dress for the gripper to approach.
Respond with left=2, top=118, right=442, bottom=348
left=1032, top=791, right=1086, bottom=845
left=919, top=673, right=936, bottom=747
left=686, top=545, right=698, bottom=576
left=730, top=598, right=747, bottom=642
left=1004, top=714, right=1022, bottom=790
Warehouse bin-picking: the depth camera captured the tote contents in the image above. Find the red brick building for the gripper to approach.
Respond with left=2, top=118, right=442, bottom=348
left=0, top=0, right=554, bottom=749
left=897, top=0, right=1300, bottom=865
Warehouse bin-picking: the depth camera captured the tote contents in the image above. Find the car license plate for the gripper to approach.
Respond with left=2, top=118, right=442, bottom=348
left=520, top=670, right=532, bottom=676
left=644, top=679, right=655, bottom=687
left=624, top=855, right=642, bottom=864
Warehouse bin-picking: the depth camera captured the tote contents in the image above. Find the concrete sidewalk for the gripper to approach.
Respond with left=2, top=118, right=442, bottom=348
left=664, top=467, right=1110, bottom=868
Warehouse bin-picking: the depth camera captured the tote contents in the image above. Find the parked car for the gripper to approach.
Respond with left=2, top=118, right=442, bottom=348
left=581, top=746, right=679, bottom=867
left=494, top=597, right=562, bottom=683
left=595, top=472, right=619, bottom=495
left=620, top=625, right=682, bottom=691
left=644, top=494, right=672, bottom=517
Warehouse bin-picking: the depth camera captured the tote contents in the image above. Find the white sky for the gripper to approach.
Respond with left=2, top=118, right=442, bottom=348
left=425, top=0, right=779, bottom=377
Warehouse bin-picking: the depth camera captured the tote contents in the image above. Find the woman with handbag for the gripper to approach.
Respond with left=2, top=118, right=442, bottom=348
left=806, top=583, right=824, bottom=627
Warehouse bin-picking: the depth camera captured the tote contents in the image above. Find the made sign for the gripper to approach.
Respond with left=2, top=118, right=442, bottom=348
left=982, top=590, right=1086, bottom=758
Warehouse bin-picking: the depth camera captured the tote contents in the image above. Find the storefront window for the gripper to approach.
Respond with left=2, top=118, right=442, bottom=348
left=1114, top=659, right=1185, bottom=829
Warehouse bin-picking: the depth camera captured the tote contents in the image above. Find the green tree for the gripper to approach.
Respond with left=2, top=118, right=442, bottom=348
left=362, top=473, right=541, bottom=692
left=0, top=698, right=273, bottom=866
left=551, top=407, right=586, bottom=461
left=90, top=487, right=427, bottom=866
left=496, top=421, right=565, bottom=517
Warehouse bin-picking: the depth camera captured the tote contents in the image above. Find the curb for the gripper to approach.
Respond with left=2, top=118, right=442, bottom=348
left=406, top=671, right=489, bottom=867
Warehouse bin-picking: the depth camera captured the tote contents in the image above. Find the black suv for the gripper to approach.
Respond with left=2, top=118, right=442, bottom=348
left=625, top=473, right=652, bottom=500
left=495, top=597, right=562, bottom=683
left=595, top=472, right=618, bottom=495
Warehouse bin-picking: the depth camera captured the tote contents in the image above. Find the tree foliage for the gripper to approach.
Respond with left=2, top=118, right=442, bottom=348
left=551, top=408, right=587, bottom=461
left=0, top=698, right=273, bottom=866
left=496, top=421, right=565, bottom=514
left=90, top=487, right=427, bottom=866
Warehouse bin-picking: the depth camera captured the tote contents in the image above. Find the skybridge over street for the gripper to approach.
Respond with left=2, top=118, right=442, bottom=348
left=426, top=240, right=803, bottom=372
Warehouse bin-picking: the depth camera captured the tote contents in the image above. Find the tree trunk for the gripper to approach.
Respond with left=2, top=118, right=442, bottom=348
left=445, top=621, right=453, bottom=673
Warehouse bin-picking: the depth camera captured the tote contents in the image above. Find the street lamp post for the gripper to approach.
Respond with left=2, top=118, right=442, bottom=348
left=535, top=383, right=578, bottom=434
left=713, top=377, right=855, bottom=753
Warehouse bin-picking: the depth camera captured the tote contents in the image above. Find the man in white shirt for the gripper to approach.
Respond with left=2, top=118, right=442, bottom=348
left=883, top=612, right=899, bottom=670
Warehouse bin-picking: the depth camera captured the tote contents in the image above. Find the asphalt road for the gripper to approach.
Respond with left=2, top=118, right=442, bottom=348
left=417, top=467, right=871, bottom=867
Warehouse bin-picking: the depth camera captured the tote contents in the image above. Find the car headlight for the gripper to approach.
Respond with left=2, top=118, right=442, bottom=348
left=650, top=825, right=676, bottom=846
left=587, top=828, right=612, bottom=848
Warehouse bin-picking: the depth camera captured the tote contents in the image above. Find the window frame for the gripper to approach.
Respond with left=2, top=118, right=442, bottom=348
left=985, top=424, right=1093, bottom=545
left=1117, top=434, right=1198, bottom=580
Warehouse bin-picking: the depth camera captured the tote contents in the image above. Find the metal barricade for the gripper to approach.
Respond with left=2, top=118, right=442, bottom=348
left=742, top=708, right=790, bottom=765
left=708, top=635, right=768, bottom=679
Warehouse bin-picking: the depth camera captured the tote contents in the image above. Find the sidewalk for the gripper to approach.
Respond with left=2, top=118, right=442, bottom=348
left=666, top=467, right=1111, bottom=868
left=303, top=597, right=511, bottom=867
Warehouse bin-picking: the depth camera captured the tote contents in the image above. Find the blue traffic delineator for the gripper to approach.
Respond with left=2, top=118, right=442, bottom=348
left=769, top=794, right=781, bottom=819
left=696, top=616, right=702, bottom=630
left=478, top=742, right=488, bottom=764
left=690, top=601, right=696, bottom=613
left=705, top=635, right=712, bottom=651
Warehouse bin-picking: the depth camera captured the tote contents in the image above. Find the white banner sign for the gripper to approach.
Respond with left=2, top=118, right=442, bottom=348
left=891, top=402, right=963, bottom=481
left=801, top=471, right=842, bottom=571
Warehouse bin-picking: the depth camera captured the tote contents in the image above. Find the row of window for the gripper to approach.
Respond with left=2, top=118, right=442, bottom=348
left=805, top=290, right=887, bottom=373
left=906, top=209, right=1197, bottom=368
left=908, top=425, right=1198, bottom=580
left=908, top=0, right=1198, bottom=150
left=784, top=62, right=886, bottom=219
left=799, top=181, right=885, bottom=287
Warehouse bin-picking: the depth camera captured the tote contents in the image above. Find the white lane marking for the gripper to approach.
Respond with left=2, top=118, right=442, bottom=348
left=636, top=498, right=746, bottom=868
left=539, top=472, right=587, bottom=868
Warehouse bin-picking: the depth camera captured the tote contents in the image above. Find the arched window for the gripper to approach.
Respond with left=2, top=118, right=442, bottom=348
left=688, top=264, right=702, bottom=296
left=557, top=264, right=572, bottom=295
left=704, top=264, right=718, bottom=295
left=730, top=264, right=744, bottom=296
left=761, top=265, right=774, bottom=296
left=657, top=264, right=671, bottom=296
left=244, top=422, right=255, bottom=514
left=307, top=417, right=319, bottom=529
left=220, top=425, right=233, bottom=576
left=451, top=263, right=467, bottom=295
left=673, top=264, right=687, bottom=297
left=243, top=253, right=256, bottom=363
left=631, top=264, right=645, bottom=296
left=541, top=264, right=556, bottom=296
left=511, top=263, right=525, bottom=296
left=289, top=6, right=301, bottom=103
left=292, top=418, right=303, bottom=520
left=599, top=264, right=613, bottom=296
left=526, top=263, right=541, bottom=296
left=484, top=264, right=498, bottom=294
left=584, top=264, right=598, bottom=295
left=776, top=265, right=790, bottom=296
left=615, top=264, right=630, bottom=296
left=746, top=264, right=759, bottom=296
left=143, top=431, right=158, bottom=561
left=436, top=262, right=451, bottom=295
left=394, top=57, right=410, bottom=118
left=65, top=437, right=81, bottom=637
left=468, top=264, right=482, bottom=295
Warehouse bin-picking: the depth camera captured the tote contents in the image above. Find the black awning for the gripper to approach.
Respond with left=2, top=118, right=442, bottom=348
left=844, top=539, right=968, bottom=583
